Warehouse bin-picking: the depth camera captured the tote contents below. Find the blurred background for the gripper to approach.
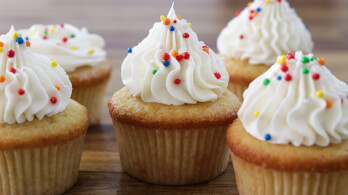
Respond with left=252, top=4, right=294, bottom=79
left=1, top=0, right=347, bottom=123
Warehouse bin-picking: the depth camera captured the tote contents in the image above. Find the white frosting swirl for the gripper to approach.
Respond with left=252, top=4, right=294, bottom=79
left=21, top=24, right=106, bottom=72
left=217, top=0, right=313, bottom=66
left=121, top=5, right=228, bottom=105
left=0, top=27, right=72, bottom=124
left=238, top=51, right=348, bottom=147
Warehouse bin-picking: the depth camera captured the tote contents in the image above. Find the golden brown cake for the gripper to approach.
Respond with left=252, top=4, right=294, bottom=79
left=227, top=52, right=348, bottom=195
left=217, top=0, right=313, bottom=100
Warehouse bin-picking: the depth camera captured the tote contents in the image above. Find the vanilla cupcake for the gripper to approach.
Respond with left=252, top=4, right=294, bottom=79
left=217, top=0, right=313, bottom=99
left=108, top=5, right=240, bottom=185
left=0, top=27, right=88, bottom=194
left=227, top=51, right=348, bottom=195
left=22, top=24, right=111, bottom=124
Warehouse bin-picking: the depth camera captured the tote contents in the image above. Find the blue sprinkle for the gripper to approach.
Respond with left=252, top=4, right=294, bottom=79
left=16, top=37, right=24, bottom=45
left=346, top=94, right=348, bottom=99
left=256, top=7, right=262, bottom=12
left=163, top=60, right=170, bottom=67
left=25, top=37, right=29, bottom=40
left=127, top=48, right=132, bottom=53
left=277, top=76, right=282, bottom=80
left=305, top=25, right=309, bottom=30
left=265, top=134, right=272, bottom=141
left=169, top=26, right=175, bottom=31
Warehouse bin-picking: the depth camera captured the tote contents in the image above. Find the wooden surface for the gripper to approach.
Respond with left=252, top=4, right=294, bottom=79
left=1, top=0, right=347, bottom=194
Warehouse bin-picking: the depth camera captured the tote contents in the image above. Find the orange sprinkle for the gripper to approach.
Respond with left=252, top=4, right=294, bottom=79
left=203, top=47, right=209, bottom=54
left=26, top=40, right=31, bottom=47
left=0, top=75, right=5, bottom=83
left=177, top=16, right=182, bottom=20
left=163, top=18, right=170, bottom=25
left=253, top=12, right=258, bottom=17
left=54, top=85, right=61, bottom=91
left=317, top=58, right=325, bottom=66
left=248, top=2, right=253, bottom=7
left=280, top=60, right=286, bottom=66
left=0, top=42, right=3, bottom=47
left=325, top=99, right=333, bottom=109
left=171, top=50, right=178, bottom=57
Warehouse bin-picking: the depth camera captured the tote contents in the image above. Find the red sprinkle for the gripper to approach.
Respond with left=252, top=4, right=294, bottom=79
left=240, top=35, right=244, bottom=39
left=214, top=72, right=221, bottom=79
left=312, top=73, right=320, bottom=80
left=176, top=55, right=183, bottom=62
left=284, top=74, right=292, bottom=81
left=277, top=0, right=282, bottom=2
left=174, top=79, right=181, bottom=85
left=236, top=12, right=240, bottom=16
left=43, top=36, right=48, bottom=40
left=341, top=97, right=344, bottom=104
left=9, top=67, right=16, bottom=74
left=62, top=37, right=68, bottom=43
left=183, top=33, right=189, bottom=39
left=163, top=53, right=170, bottom=60
left=250, top=10, right=255, bottom=14
left=280, top=65, right=288, bottom=72
left=50, top=97, right=57, bottom=104
left=173, top=20, right=177, bottom=23
left=287, top=53, right=295, bottom=60
left=182, top=52, right=190, bottom=59
left=60, top=24, right=64, bottom=28
left=249, top=16, right=253, bottom=20
left=18, top=88, right=25, bottom=95
left=7, top=50, right=15, bottom=58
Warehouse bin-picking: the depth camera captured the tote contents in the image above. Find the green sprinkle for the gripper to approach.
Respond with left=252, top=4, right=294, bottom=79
left=303, top=68, right=309, bottom=74
left=44, top=31, right=48, bottom=35
left=302, top=56, right=310, bottom=64
left=152, top=69, right=157, bottom=75
left=71, top=34, right=75, bottom=38
left=311, top=56, right=317, bottom=61
left=263, top=78, right=270, bottom=86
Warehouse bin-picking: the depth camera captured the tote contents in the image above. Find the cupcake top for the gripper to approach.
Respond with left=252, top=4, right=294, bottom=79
left=238, top=51, right=348, bottom=147
left=21, top=23, right=106, bottom=72
left=0, top=27, right=72, bottom=124
left=217, top=0, right=313, bottom=66
left=122, top=5, right=229, bottom=105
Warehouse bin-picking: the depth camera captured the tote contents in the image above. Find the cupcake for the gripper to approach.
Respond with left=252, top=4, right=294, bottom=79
left=217, top=0, right=313, bottom=99
left=108, top=5, right=240, bottom=185
left=227, top=51, right=348, bottom=194
left=0, top=27, right=89, bottom=194
left=21, top=24, right=111, bottom=124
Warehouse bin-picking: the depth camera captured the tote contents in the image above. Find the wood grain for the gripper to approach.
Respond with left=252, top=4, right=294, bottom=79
left=0, top=0, right=347, bottom=194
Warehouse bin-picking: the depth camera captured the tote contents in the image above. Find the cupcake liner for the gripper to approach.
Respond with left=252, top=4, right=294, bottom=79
left=231, top=153, right=348, bottom=195
left=71, top=79, right=109, bottom=124
left=113, top=122, right=230, bottom=185
left=0, top=133, right=86, bottom=195
left=227, top=81, right=248, bottom=101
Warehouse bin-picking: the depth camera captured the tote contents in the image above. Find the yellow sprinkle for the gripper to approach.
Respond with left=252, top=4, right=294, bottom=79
left=138, top=42, right=141, bottom=46
left=51, top=60, right=57, bottom=67
left=12, top=31, right=19, bottom=39
left=281, top=55, right=286, bottom=61
left=50, top=27, right=55, bottom=33
left=188, top=22, right=192, bottom=28
left=315, top=90, right=324, bottom=98
left=71, top=46, right=78, bottom=50
left=265, top=0, right=271, bottom=4
left=160, top=15, right=165, bottom=21
left=254, top=111, right=260, bottom=117
left=88, top=49, right=95, bottom=55
left=277, top=60, right=281, bottom=64
left=0, top=47, right=3, bottom=53
left=257, top=23, right=261, bottom=27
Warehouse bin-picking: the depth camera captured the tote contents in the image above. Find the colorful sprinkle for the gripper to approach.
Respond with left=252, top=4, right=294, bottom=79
left=277, top=0, right=282, bottom=2
left=265, top=0, right=271, bottom=3
left=54, top=85, right=60, bottom=91
left=203, top=46, right=209, bottom=54
left=287, top=53, right=295, bottom=60
left=7, top=50, right=15, bottom=58
left=26, top=41, right=31, bottom=47
left=325, top=99, right=333, bottom=109
left=12, top=31, right=19, bottom=39
left=43, top=36, right=48, bottom=40
left=177, top=16, right=182, bottom=20
left=317, top=58, right=325, bottom=66
left=316, top=90, right=324, bottom=98
left=277, top=75, right=282, bottom=80
left=0, top=47, right=3, bottom=52
left=169, top=26, right=175, bottom=31
left=284, top=74, right=292, bottom=81
left=152, top=69, right=157, bottom=75
left=163, top=18, right=170, bottom=25
left=160, top=15, right=165, bottom=21
left=70, top=34, right=75, bottom=38
left=44, top=31, right=48, bottom=35
left=128, top=48, right=132, bottom=53
left=71, top=46, right=78, bottom=50
left=174, top=79, right=181, bottom=85
left=163, top=53, right=170, bottom=60
left=171, top=50, right=178, bottom=57
left=50, top=28, right=55, bottom=33
left=265, top=134, right=271, bottom=141
left=240, top=35, right=244, bottom=39
left=25, top=37, right=29, bottom=40
left=18, top=88, right=25, bottom=95
left=312, top=73, right=320, bottom=80
left=214, top=72, right=221, bottom=79
left=9, top=68, right=16, bottom=74
left=0, top=75, right=5, bottom=83
left=60, top=24, right=64, bottom=28
left=16, top=37, right=24, bottom=45
left=50, top=97, right=57, bottom=104
left=236, top=12, right=241, bottom=17
left=176, top=55, right=183, bottom=62
left=188, top=22, right=192, bottom=27
left=173, top=20, right=177, bottom=24
left=183, top=52, right=190, bottom=59
left=0, top=41, right=3, bottom=47
left=311, top=56, right=317, bottom=61
left=88, top=49, right=95, bottom=55
left=256, top=7, right=262, bottom=12
left=280, top=65, right=288, bottom=72
left=305, top=25, right=309, bottom=30
left=303, top=68, right=309, bottom=74
left=302, top=56, right=310, bottom=64
left=263, top=78, right=270, bottom=86
left=247, top=2, right=253, bottom=7
left=249, top=16, right=254, bottom=20
left=254, top=111, right=260, bottom=117
left=51, top=60, right=57, bottom=67
left=62, top=37, right=68, bottom=43
left=163, top=60, right=170, bottom=67
left=183, top=33, right=189, bottom=39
